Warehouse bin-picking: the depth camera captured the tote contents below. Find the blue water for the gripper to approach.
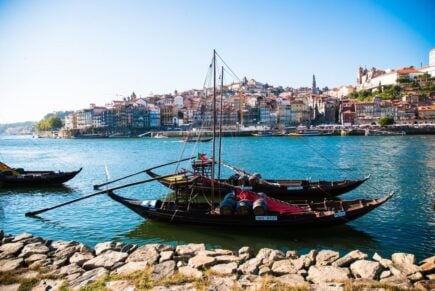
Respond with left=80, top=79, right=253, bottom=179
left=0, top=135, right=433, bottom=260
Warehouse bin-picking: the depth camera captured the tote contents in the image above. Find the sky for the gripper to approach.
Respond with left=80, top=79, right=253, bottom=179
left=0, top=0, right=434, bottom=123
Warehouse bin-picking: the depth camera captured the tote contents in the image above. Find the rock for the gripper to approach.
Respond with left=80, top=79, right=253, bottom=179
left=408, top=271, right=423, bottom=282
left=307, top=265, right=351, bottom=283
left=286, top=250, right=299, bottom=259
left=53, top=246, right=78, bottom=260
left=32, top=280, right=64, bottom=291
left=25, top=254, right=47, bottom=264
left=301, top=249, right=317, bottom=268
left=238, top=257, right=262, bottom=275
left=414, top=280, right=435, bottom=291
left=106, top=280, right=136, bottom=291
left=212, top=249, right=233, bottom=256
left=426, top=274, right=435, bottom=280
left=256, top=248, right=285, bottom=266
left=29, top=258, right=52, bottom=269
left=350, top=260, right=382, bottom=280
left=82, top=250, right=128, bottom=270
left=0, top=258, right=24, bottom=272
left=214, top=255, right=242, bottom=264
left=176, top=261, right=186, bottom=268
left=393, top=262, right=421, bottom=276
left=52, top=257, right=69, bottom=269
left=69, top=267, right=109, bottom=289
left=188, top=254, right=216, bottom=269
left=0, top=284, right=20, bottom=291
left=12, top=232, right=32, bottom=242
left=95, top=241, right=116, bottom=255
left=51, top=240, right=79, bottom=251
left=258, top=265, right=271, bottom=276
left=121, top=244, right=137, bottom=254
left=380, top=275, right=412, bottom=289
left=332, top=250, right=368, bottom=267
left=238, top=246, right=254, bottom=260
left=380, top=270, right=391, bottom=279
left=113, top=261, right=148, bottom=276
left=152, top=260, right=176, bottom=280
left=276, top=274, right=307, bottom=286
left=152, top=283, right=197, bottom=291
left=19, top=243, right=49, bottom=257
left=69, top=252, right=94, bottom=266
left=392, top=252, right=415, bottom=265
left=298, top=268, right=308, bottom=277
left=271, top=259, right=301, bottom=275
left=159, top=250, right=174, bottom=263
left=175, top=243, right=205, bottom=256
left=178, top=265, right=203, bottom=279
left=236, top=274, right=262, bottom=289
left=58, top=263, right=84, bottom=276
left=419, top=255, right=435, bottom=274
left=315, top=250, right=340, bottom=266
left=210, top=262, right=238, bottom=275
left=0, top=242, right=24, bottom=259
left=310, top=282, right=344, bottom=291
left=208, top=276, right=236, bottom=291
left=127, top=245, right=160, bottom=265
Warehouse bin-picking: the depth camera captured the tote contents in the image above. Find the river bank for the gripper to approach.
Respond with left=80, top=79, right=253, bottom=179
left=0, top=231, right=433, bottom=290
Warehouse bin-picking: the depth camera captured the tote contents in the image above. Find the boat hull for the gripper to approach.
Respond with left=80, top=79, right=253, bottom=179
left=0, top=168, right=82, bottom=187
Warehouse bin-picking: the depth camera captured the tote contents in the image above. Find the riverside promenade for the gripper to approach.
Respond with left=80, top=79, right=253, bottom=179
left=0, top=231, right=433, bottom=290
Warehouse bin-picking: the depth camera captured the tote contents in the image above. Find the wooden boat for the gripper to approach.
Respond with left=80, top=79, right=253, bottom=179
left=145, top=164, right=370, bottom=199
left=107, top=188, right=393, bottom=228
left=182, top=136, right=212, bottom=143
left=289, top=129, right=333, bottom=136
left=0, top=163, right=82, bottom=187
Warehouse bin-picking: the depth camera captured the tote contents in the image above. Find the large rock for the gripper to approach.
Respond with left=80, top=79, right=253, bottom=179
left=256, top=248, right=285, bottom=266
left=58, top=263, right=85, bottom=276
left=315, top=250, right=340, bottom=266
left=188, top=254, right=216, bottom=269
left=113, top=261, right=148, bottom=276
left=51, top=240, right=79, bottom=251
left=152, top=260, right=176, bottom=280
left=238, top=246, right=254, bottom=260
left=276, top=274, right=307, bottom=286
left=286, top=250, right=299, bottom=259
left=12, top=233, right=32, bottom=242
left=332, top=250, right=367, bottom=267
left=393, top=262, right=421, bottom=276
left=126, top=245, right=160, bottom=265
left=208, top=276, right=236, bottom=291
left=178, top=265, right=203, bottom=279
left=159, top=250, right=174, bottom=263
left=175, top=243, right=205, bottom=256
left=210, top=262, right=238, bottom=275
left=350, top=260, right=382, bottom=280
left=214, top=255, right=242, bottom=264
left=300, top=249, right=317, bottom=268
left=238, top=257, right=262, bottom=275
left=53, top=246, right=78, bottom=260
left=69, top=252, right=94, bottom=266
left=69, top=267, right=109, bottom=289
left=24, top=254, right=47, bottom=264
left=82, top=250, right=128, bottom=270
left=380, top=275, right=412, bottom=289
left=419, top=255, right=435, bottom=274
left=372, top=253, right=393, bottom=269
left=0, top=242, right=24, bottom=259
left=19, top=243, right=49, bottom=257
left=392, top=253, right=415, bottom=265
left=95, top=241, right=116, bottom=255
left=307, top=265, right=351, bottom=283
left=271, top=259, right=302, bottom=275
left=0, top=258, right=24, bottom=272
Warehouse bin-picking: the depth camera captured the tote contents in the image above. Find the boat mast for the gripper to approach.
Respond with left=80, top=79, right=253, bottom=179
left=218, top=66, right=224, bottom=181
left=211, top=49, right=217, bottom=206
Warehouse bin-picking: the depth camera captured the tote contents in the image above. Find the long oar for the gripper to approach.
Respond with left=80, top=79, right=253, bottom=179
left=25, top=173, right=179, bottom=217
left=93, top=156, right=195, bottom=190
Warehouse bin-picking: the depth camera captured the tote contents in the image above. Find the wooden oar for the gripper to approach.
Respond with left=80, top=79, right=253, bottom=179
left=25, top=173, right=179, bottom=217
left=93, top=156, right=195, bottom=189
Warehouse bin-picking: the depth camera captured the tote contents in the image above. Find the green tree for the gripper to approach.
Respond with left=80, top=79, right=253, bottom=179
left=379, top=115, right=394, bottom=127
left=36, top=116, right=63, bottom=131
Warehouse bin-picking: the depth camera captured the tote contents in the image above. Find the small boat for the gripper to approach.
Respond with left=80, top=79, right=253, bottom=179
left=252, top=131, right=273, bottom=137
left=289, top=129, right=333, bottom=136
left=107, top=187, right=393, bottom=228
left=153, top=132, right=168, bottom=139
left=0, top=162, right=82, bottom=187
left=182, top=136, right=212, bottom=143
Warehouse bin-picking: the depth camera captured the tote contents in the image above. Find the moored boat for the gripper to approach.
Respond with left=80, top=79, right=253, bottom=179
left=182, top=136, right=212, bottom=142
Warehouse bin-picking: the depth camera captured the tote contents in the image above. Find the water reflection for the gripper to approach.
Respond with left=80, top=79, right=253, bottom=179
left=0, top=185, right=75, bottom=195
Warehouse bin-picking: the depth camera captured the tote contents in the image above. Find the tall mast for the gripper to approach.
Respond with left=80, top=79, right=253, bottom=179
left=218, top=66, right=224, bottom=181
left=211, top=50, right=217, bottom=205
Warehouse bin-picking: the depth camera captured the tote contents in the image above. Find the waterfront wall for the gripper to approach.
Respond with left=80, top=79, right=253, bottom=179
left=0, top=231, right=433, bottom=290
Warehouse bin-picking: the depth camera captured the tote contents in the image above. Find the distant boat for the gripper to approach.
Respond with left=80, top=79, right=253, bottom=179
left=252, top=131, right=273, bottom=137
left=289, top=129, right=333, bottom=136
left=182, top=136, right=212, bottom=142
left=152, top=132, right=168, bottom=138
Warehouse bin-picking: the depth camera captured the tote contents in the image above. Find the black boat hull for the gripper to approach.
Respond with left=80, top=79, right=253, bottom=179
left=0, top=168, right=82, bottom=187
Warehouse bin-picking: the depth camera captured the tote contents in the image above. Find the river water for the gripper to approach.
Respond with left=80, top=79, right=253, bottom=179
left=0, top=135, right=433, bottom=260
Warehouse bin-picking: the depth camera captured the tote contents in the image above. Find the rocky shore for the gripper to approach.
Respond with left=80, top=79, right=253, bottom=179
left=0, top=231, right=433, bottom=291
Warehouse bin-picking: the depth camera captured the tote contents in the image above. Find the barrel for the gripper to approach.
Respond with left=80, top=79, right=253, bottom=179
left=236, top=199, right=252, bottom=215
left=219, top=192, right=236, bottom=215
left=252, top=198, right=268, bottom=216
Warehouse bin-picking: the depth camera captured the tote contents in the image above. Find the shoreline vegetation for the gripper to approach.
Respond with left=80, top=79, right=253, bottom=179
left=0, top=231, right=433, bottom=290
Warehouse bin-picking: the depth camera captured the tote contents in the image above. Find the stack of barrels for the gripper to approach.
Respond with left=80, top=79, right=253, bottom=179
left=219, top=191, right=268, bottom=216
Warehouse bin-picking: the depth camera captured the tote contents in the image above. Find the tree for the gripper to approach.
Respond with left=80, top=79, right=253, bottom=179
left=36, top=116, right=63, bottom=131
left=379, top=115, right=394, bottom=127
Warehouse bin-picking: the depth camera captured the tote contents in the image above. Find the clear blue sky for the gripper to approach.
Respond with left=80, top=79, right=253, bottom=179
left=0, top=0, right=434, bottom=123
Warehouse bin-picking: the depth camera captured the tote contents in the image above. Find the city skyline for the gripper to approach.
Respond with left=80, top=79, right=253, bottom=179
left=1, top=0, right=434, bottom=123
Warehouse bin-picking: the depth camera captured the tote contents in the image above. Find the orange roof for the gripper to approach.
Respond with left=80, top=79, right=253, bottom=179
left=397, top=67, right=420, bottom=74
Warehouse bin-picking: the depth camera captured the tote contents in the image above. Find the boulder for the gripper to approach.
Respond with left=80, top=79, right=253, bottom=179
left=315, top=250, right=339, bottom=266
left=175, top=243, right=205, bottom=256
left=258, top=265, right=271, bottom=276
left=214, top=255, right=242, bottom=264
left=380, top=275, right=412, bottom=289
left=208, top=276, right=236, bottom=291
left=210, top=262, right=238, bottom=275
left=380, top=270, right=391, bottom=279
left=271, top=259, right=301, bottom=275
left=52, top=257, right=69, bottom=269
left=307, top=265, right=351, bottom=283
left=392, top=252, right=415, bottom=265
left=286, top=250, right=299, bottom=259
left=256, top=248, right=285, bottom=266
left=236, top=274, right=262, bottom=289
left=152, top=260, right=176, bottom=280
left=188, top=254, right=216, bottom=269
left=127, top=245, right=160, bottom=265
left=178, top=265, right=203, bottom=279
left=58, top=263, right=85, bottom=276
left=32, top=280, right=64, bottom=291
left=276, top=274, right=307, bottom=286
left=82, top=250, right=128, bottom=270
left=53, top=246, right=78, bottom=260
left=332, top=250, right=367, bottom=267
left=69, top=267, right=109, bottom=289
left=25, top=254, right=47, bottom=264
left=372, top=253, right=393, bottom=269
left=106, top=280, right=136, bottom=291
left=393, top=262, right=421, bottom=276
left=407, top=271, right=423, bottom=282
left=301, top=249, right=317, bottom=268
left=19, top=243, right=49, bottom=257
left=238, top=257, right=262, bottom=275
left=0, top=242, right=24, bottom=259
left=120, top=244, right=137, bottom=254
left=159, top=250, right=174, bottom=263
left=350, top=260, right=382, bottom=280
left=113, top=261, right=148, bottom=276
left=0, top=258, right=24, bottom=272
left=95, top=241, right=117, bottom=255
left=69, top=252, right=94, bottom=266
left=419, top=255, right=435, bottom=274
left=51, top=240, right=79, bottom=251
left=238, top=246, right=254, bottom=260
left=12, top=232, right=32, bottom=242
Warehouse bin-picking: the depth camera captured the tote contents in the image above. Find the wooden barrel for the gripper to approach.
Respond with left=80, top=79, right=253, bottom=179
left=219, top=192, right=236, bottom=215
left=252, top=198, right=268, bottom=216
left=236, top=199, right=252, bottom=215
